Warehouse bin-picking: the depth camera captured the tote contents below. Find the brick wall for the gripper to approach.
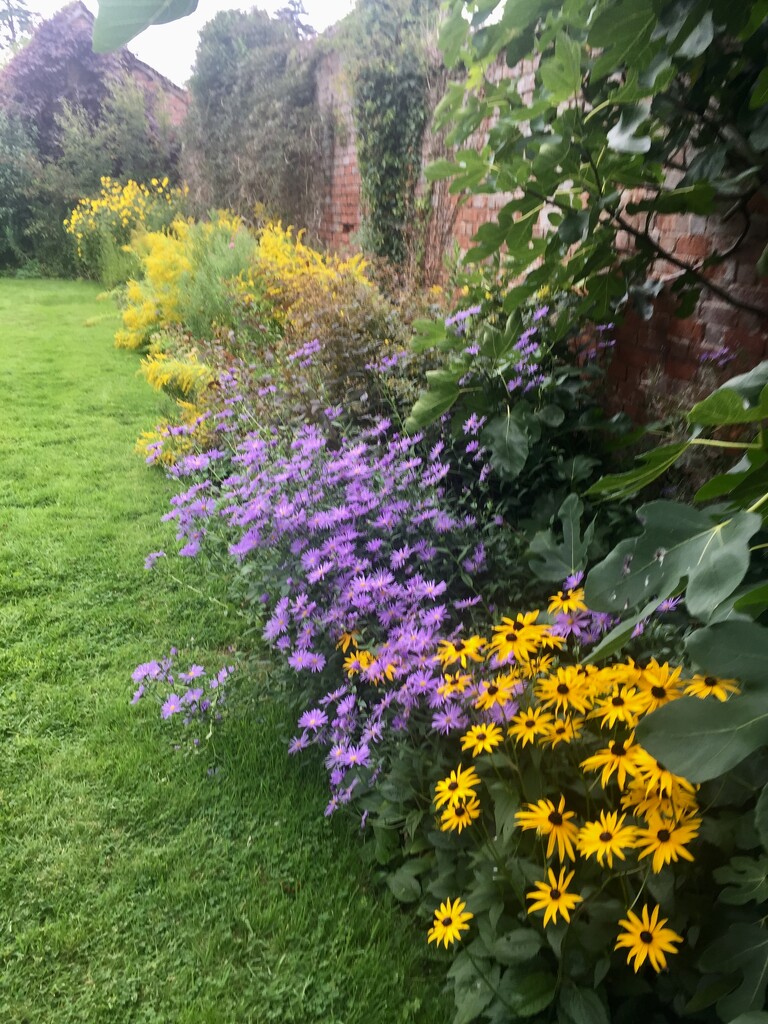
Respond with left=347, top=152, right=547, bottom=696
left=315, top=53, right=768, bottom=417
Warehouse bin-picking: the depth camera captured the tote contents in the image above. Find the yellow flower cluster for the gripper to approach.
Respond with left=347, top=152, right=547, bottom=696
left=140, top=350, right=215, bottom=400
left=64, top=177, right=185, bottom=259
left=428, top=598, right=740, bottom=968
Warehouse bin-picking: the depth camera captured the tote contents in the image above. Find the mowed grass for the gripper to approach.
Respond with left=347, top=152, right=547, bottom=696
left=0, top=279, right=448, bottom=1024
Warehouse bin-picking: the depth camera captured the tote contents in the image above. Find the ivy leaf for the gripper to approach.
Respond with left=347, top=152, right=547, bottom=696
left=685, top=621, right=768, bottom=689
left=540, top=32, right=582, bottom=103
left=93, top=0, right=198, bottom=51
left=586, top=442, right=689, bottom=500
left=698, top=925, right=768, bottom=1019
left=713, top=856, right=768, bottom=906
left=636, top=694, right=768, bottom=782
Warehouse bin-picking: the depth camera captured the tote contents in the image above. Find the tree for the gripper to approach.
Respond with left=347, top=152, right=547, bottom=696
left=0, top=0, right=35, bottom=51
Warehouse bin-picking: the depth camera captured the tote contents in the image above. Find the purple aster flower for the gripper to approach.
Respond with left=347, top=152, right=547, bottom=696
left=161, top=693, right=183, bottom=719
left=130, top=684, right=145, bottom=705
left=431, top=706, right=468, bottom=735
left=656, top=596, right=682, bottom=613
left=299, top=708, right=328, bottom=732
left=132, top=660, right=163, bottom=683
left=288, top=733, right=310, bottom=755
left=563, top=570, right=584, bottom=590
left=144, top=550, right=166, bottom=570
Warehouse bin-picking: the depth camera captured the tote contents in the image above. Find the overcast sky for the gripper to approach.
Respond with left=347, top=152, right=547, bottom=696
left=29, top=1, right=357, bottom=85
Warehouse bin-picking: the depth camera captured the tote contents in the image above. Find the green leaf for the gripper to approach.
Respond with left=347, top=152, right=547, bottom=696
left=586, top=442, right=689, bottom=500
left=686, top=621, right=768, bottom=689
left=606, top=104, right=651, bottom=153
left=528, top=492, right=595, bottom=581
left=585, top=595, right=669, bottom=662
left=559, top=985, right=610, bottom=1024
left=757, top=785, right=768, bottom=852
left=496, top=968, right=556, bottom=1017
left=425, top=159, right=461, bottom=182
left=500, top=0, right=552, bottom=32
left=676, top=10, right=714, bottom=58
left=482, top=414, right=530, bottom=480
left=636, top=694, right=768, bottom=782
left=698, top=925, right=768, bottom=1019
left=439, top=7, right=470, bottom=66
left=726, top=1014, right=768, bottom=1024
left=492, top=928, right=543, bottom=966
left=585, top=501, right=762, bottom=622
left=689, top=383, right=768, bottom=425
left=540, top=32, right=582, bottom=103
left=405, top=370, right=460, bottom=431
left=385, top=863, right=422, bottom=903
left=712, top=362, right=768, bottom=405
left=92, top=0, right=198, bottom=51
left=750, top=68, right=768, bottom=110
left=627, top=183, right=715, bottom=215
left=713, top=856, right=768, bottom=906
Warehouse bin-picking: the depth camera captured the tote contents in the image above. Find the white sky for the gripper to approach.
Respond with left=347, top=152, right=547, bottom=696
left=29, top=1, right=357, bottom=85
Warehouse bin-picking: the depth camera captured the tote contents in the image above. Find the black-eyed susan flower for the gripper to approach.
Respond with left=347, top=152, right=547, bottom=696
left=536, top=666, right=592, bottom=715
left=460, top=722, right=504, bottom=757
left=437, top=671, right=472, bottom=697
left=577, top=810, right=638, bottom=867
left=475, top=674, right=519, bottom=711
left=336, top=630, right=359, bottom=653
left=515, top=795, right=579, bottom=861
left=588, top=686, right=648, bottom=728
left=621, top=777, right=699, bottom=822
left=635, top=813, right=700, bottom=872
left=614, top=904, right=683, bottom=972
left=542, top=715, right=584, bottom=748
left=636, top=659, right=685, bottom=713
left=632, top=748, right=697, bottom=799
left=526, top=867, right=583, bottom=926
left=683, top=673, right=740, bottom=701
left=434, top=764, right=481, bottom=810
left=427, top=898, right=473, bottom=948
left=518, top=653, right=555, bottom=679
left=547, top=588, right=587, bottom=615
left=440, top=795, right=481, bottom=833
left=489, top=612, right=547, bottom=663
left=436, top=635, right=486, bottom=668
left=580, top=733, right=640, bottom=790
left=507, top=706, right=554, bottom=746
left=343, top=649, right=374, bottom=677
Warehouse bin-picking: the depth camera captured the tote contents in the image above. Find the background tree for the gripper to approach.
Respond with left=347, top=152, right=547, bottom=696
left=0, top=0, right=35, bottom=51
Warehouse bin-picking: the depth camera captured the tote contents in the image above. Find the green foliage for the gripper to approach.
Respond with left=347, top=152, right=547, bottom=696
left=430, top=0, right=768, bottom=324
left=92, top=0, right=198, bottom=51
left=183, top=8, right=322, bottom=230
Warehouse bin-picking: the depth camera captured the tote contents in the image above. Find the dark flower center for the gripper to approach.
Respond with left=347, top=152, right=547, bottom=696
left=448, top=781, right=459, bottom=791
left=548, top=811, right=563, bottom=826
left=651, top=686, right=666, bottom=699
left=599, top=831, right=613, bottom=842
left=550, top=889, right=561, bottom=900
left=612, top=695, right=625, bottom=706
left=477, top=732, right=487, bottom=742
left=442, top=916, right=453, bottom=927
left=456, top=806, right=466, bottom=817
left=640, top=930, right=654, bottom=944
left=557, top=683, right=570, bottom=695
left=704, top=676, right=717, bottom=686
left=487, top=685, right=499, bottom=696
left=657, top=828, right=671, bottom=842
left=611, top=742, right=626, bottom=756
left=506, top=629, right=518, bottom=641
left=525, top=719, right=535, bottom=728
left=556, top=725, right=566, bottom=735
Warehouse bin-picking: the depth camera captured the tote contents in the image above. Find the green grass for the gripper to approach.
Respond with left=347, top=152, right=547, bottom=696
left=0, top=280, right=449, bottom=1024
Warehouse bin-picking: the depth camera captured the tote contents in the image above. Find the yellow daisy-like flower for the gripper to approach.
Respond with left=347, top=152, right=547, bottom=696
left=621, top=778, right=699, bottom=823
left=436, top=635, right=486, bottom=668
left=518, top=654, right=555, bottom=679
left=507, top=706, right=554, bottom=747
left=440, top=795, right=481, bottom=833
left=460, top=722, right=504, bottom=757
left=635, top=813, right=700, bottom=872
left=427, top=898, right=473, bottom=948
left=683, top=673, right=740, bottom=701
left=547, top=588, right=587, bottom=614
left=577, top=810, right=638, bottom=867
left=636, top=659, right=685, bottom=713
left=437, top=671, right=472, bottom=698
left=632, top=748, right=697, bottom=799
left=580, top=733, right=640, bottom=790
left=336, top=631, right=359, bottom=653
left=434, top=764, right=481, bottom=810
left=475, top=675, right=519, bottom=711
left=536, top=666, right=592, bottom=715
left=615, top=904, right=683, bottom=972
left=588, top=686, right=648, bottom=729
left=488, top=612, right=547, bottom=664
left=542, top=715, right=584, bottom=748
left=526, top=867, right=583, bottom=926
left=515, top=795, right=579, bottom=861
left=343, top=649, right=374, bottom=677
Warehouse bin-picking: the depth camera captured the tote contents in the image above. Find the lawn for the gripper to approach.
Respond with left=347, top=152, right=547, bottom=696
left=0, top=279, right=448, bottom=1024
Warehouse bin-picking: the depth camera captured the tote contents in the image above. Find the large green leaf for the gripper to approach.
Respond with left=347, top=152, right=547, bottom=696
left=585, top=501, right=762, bottom=622
left=528, top=493, right=595, bottom=581
left=636, top=694, right=768, bottom=782
left=713, top=856, right=768, bottom=906
left=540, top=32, right=582, bottom=103
left=496, top=967, right=557, bottom=1017
left=93, top=0, right=198, bottom=51
left=698, top=925, right=768, bottom=1019
left=585, top=595, right=671, bottom=662
left=685, top=621, right=768, bottom=689
left=559, top=986, right=610, bottom=1024
left=482, top=414, right=530, bottom=481
left=689, top=383, right=768, bottom=425
left=586, top=442, right=689, bottom=500
left=405, top=370, right=460, bottom=431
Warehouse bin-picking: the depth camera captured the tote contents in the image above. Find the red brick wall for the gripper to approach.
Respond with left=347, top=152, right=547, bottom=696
left=315, top=50, right=361, bottom=253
